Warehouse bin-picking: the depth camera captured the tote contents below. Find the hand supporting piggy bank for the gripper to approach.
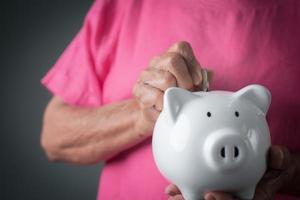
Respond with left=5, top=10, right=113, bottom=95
left=152, top=85, right=271, bottom=200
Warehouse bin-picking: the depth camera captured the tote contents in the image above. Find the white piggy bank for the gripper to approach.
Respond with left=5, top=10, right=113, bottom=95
left=152, top=84, right=271, bottom=200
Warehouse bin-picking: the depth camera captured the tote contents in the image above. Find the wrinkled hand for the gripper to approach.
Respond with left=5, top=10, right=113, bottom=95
left=133, top=41, right=204, bottom=133
left=166, top=146, right=296, bottom=200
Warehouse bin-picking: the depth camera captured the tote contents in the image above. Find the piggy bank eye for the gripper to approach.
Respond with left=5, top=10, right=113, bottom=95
left=235, top=111, right=240, bottom=117
left=207, top=112, right=212, bottom=117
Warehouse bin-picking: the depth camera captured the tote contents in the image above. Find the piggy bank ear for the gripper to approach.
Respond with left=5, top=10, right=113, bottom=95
left=163, top=87, right=197, bottom=123
left=234, top=84, right=271, bottom=114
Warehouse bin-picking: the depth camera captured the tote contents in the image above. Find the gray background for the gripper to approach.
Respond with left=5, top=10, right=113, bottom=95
left=1, top=0, right=104, bottom=199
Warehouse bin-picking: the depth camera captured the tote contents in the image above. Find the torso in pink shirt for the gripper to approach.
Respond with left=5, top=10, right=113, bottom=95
left=42, top=0, right=300, bottom=199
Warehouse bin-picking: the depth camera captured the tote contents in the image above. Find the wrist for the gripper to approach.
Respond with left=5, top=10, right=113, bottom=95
left=132, top=99, right=155, bottom=138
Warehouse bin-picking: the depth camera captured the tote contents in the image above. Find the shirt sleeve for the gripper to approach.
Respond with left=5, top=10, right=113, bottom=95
left=41, top=0, right=121, bottom=107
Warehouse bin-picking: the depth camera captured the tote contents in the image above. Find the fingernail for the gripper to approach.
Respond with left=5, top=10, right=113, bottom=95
left=205, top=194, right=216, bottom=200
left=190, top=60, right=201, bottom=85
left=270, top=146, right=284, bottom=169
left=196, top=66, right=203, bottom=84
left=193, top=74, right=201, bottom=87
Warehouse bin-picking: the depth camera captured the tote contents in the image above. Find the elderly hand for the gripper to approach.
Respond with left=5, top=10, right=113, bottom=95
left=133, top=41, right=204, bottom=133
left=166, top=146, right=297, bottom=200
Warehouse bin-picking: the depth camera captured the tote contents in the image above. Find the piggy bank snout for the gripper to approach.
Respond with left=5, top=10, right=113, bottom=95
left=219, top=143, right=242, bottom=160
left=203, top=129, right=248, bottom=172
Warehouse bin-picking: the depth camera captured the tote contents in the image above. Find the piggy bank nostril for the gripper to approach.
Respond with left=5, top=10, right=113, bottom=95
left=220, top=147, right=226, bottom=158
left=234, top=146, right=239, bottom=157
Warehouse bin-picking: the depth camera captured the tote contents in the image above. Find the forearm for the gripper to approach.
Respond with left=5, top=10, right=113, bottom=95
left=41, top=97, right=153, bottom=165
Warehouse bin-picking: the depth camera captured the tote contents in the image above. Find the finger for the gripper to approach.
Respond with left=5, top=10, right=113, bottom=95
left=268, top=146, right=291, bottom=170
left=253, top=174, right=279, bottom=200
left=253, top=168, right=287, bottom=200
left=140, top=68, right=177, bottom=91
left=193, top=68, right=214, bottom=91
left=253, top=146, right=293, bottom=200
left=205, top=192, right=235, bottom=200
left=133, top=82, right=163, bottom=111
left=168, top=194, right=184, bottom=200
left=168, top=41, right=202, bottom=87
left=151, top=52, right=194, bottom=90
left=165, top=184, right=181, bottom=196
left=149, top=55, right=160, bottom=67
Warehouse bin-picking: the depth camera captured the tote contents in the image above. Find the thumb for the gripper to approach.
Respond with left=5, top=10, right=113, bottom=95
left=193, top=68, right=214, bottom=91
left=268, top=146, right=291, bottom=170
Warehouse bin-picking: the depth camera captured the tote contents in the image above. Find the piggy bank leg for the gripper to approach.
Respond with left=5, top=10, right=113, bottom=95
left=236, top=187, right=256, bottom=200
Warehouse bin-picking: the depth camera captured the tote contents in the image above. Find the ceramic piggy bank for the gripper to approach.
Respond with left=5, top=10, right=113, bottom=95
left=152, top=84, right=271, bottom=200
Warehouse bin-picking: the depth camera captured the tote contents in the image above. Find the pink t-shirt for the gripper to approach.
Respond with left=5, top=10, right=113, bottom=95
left=42, top=0, right=300, bottom=199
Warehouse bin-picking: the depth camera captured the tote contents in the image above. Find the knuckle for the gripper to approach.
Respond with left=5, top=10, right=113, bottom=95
left=162, top=72, right=176, bottom=86
left=138, top=70, right=149, bottom=82
left=140, top=69, right=150, bottom=78
left=173, top=41, right=191, bottom=51
left=149, top=56, right=160, bottom=66
left=167, top=53, right=182, bottom=67
left=140, top=69, right=154, bottom=82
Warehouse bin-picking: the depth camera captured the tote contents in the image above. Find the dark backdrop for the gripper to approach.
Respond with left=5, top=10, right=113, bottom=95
left=1, top=1, right=104, bottom=200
